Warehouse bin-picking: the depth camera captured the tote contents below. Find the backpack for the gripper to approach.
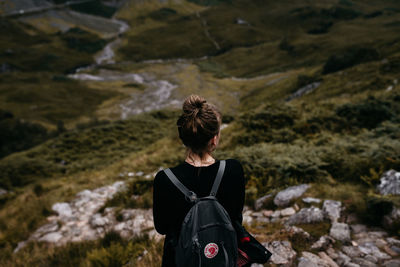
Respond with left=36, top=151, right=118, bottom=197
left=163, top=160, right=238, bottom=267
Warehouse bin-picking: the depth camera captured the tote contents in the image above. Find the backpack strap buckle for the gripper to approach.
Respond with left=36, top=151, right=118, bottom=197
left=186, top=191, right=198, bottom=203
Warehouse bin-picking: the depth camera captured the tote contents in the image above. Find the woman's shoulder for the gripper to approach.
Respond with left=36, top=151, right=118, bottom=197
left=223, top=159, right=244, bottom=175
left=154, top=162, right=185, bottom=185
left=225, top=158, right=243, bottom=168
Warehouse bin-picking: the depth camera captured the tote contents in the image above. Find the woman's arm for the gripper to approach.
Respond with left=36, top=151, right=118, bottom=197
left=153, top=171, right=169, bottom=235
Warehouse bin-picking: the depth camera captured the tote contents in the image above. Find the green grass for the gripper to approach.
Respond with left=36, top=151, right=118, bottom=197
left=117, top=0, right=400, bottom=77
left=0, top=19, right=103, bottom=73
left=0, top=110, right=179, bottom=189
left=0, top=72, right=118, bottom=128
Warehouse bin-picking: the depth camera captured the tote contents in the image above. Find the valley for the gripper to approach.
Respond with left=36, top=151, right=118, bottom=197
left=0, top=0, right=400, bottom=266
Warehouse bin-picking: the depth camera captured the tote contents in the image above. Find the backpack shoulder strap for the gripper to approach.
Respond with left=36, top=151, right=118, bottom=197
left=210, top=160, right=226, bottom=197
left=164, top=168, right=196, bottom=202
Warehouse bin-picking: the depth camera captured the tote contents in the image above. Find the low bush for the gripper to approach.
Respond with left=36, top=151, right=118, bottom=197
left=323, top=47, right=380, bottom=74
left=60, top=28, right=107, bottom=54
left=335, top=97, right=392, bottom=129
left=0, top=110, right=50, bottom=159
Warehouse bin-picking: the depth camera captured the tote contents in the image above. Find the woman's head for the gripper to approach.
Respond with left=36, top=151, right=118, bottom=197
left=177, top=95, right=221, bottom=158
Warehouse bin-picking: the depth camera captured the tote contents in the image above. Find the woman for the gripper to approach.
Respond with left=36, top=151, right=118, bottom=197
left=153, top=95, right=245, bottom=267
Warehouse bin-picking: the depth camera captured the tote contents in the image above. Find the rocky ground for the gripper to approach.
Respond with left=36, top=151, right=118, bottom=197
left=14, top=169, right=400, bottom=267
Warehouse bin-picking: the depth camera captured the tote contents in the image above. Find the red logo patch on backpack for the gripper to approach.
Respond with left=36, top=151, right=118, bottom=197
left=204, top=243, right=219, bottom=259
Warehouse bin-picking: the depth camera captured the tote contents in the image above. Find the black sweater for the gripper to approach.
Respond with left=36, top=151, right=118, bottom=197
left=153, top=159, right=245, bottom=267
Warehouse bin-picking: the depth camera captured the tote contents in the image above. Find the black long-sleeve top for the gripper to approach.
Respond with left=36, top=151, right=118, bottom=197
left=153, top=159, right=245, bottom=267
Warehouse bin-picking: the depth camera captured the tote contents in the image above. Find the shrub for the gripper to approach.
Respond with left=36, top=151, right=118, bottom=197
left=323, top=47, right=380, bottom=74
left=365, top=195, right=394, bottom=225
left=335, top=97, right=392, bottom=129
left=69, top=0, right=116, bottom=18
left=61, top=28, right=107, bottom=54
left=0, top=111, right=49, bottom=159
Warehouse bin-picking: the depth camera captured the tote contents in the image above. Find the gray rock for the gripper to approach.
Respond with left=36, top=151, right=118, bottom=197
left=377, top=169, right=400, bottom=195
left=52, top=202, right=72, bottom=217
left=330, top=222, right=351, bottom=242
left=344, top=263, right=360, bottom=267
left=342, top=246, right=364, bottom=258
left=303, top=197, right=321, bottom=204
left=336, top=251, right=351, bottom=266
left=90, top=213, right=111, bottom=228
left=271, top=210, right=281, bottom=218
left=383, top=207, right=400, bottom=230
left=311, top=235, right=335, bottom=250
left=254, top=194, right=273, bottom=210
left=386, top=237, right=400, bottom=246
left=264, top=241, right=297, bottom=266
left=287, top=206, right=324, bottom=225
left=364, top=255, right=378, bottom=263
left=352, top=257, right=377, bottom=267
left=323, top=200, right=342, bottom=222
left=298, top=257, right=319, bottom=267
left=390, top=245, right=400, bottom=254
left=326, top=248, right=339, bottom=260
left=252, top=212, right=264, bottom=218
left=351, top=224, right=368, bottom=234
left=358, top=242, right=391, bottom=261
left=39, top=232, right=63, bottom=243
left=286, top=82, right=321, bottom=101
left=300, top=251, right=330, bottom=267
left=274, top=184, right=310, bottom=207
left=375, top=238, right=388, bottom=248
left=281, top=207, right=296, bottom=217
left=285, top=225, right=311, bottom=239
left=318, top=251, right=339, bottom=267
left=383, top=259, right=400, bottom=267
left=35, top=221, right=59, bottom=236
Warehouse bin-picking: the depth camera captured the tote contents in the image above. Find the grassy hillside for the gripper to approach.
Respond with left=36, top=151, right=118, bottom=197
left=1, top=0, right=400, bottom=265
left=117, top=0, right=400, bottom=77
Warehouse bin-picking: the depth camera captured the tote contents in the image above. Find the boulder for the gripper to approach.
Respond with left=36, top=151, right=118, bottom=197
left=352, top=257, right=377, bottom=267
left=383, top=260, right=400, bottom=267
left=358, top=242, right=391, bottom=261
left=264, top=241, right=297, bottom=266
left=285, top=225, right=311, bottom=239
left=311, top=235, right=335, bottom=250
left=377, top=169, right=400, bottom=195
left=281, top=207, right=296, bottom=217
left=287, top=206, right=324, bottom=225
left=330, top=222, right=351, bottom=242
left=299, top=251, right=330, bottom=267
left=350, top=224, right=367, bottom=234
left=323, top=200, right=342, bottom=222
left=274, top=184, right=310, bottom=207
left=39, top=232, right=63, bottom=243
left=298, top=257, right=319, bottom=267
left=344, top=263, right=360, bottom=267
left=254, top=194, right=273, bottom=210
left=52, top=203, right=73, bottom=217
left=318, top=251, right=340, bottom=267
left=336, top=251, right=351, bottom=266
left=303, top=197, right=321, bottom=204
left=342, top=246, right=364, bottom=258
left=383, top=207, right=400, bottom=230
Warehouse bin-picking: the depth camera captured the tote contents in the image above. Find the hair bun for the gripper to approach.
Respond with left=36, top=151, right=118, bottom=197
left=183, top=95, right=206, bottom=115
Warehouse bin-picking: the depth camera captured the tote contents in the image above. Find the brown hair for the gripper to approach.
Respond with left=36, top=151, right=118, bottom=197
left=177, top=95, right=221, bottom=158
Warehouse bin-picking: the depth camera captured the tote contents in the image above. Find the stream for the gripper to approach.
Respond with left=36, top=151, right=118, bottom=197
left=70, top=17, right=180, bottom=119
